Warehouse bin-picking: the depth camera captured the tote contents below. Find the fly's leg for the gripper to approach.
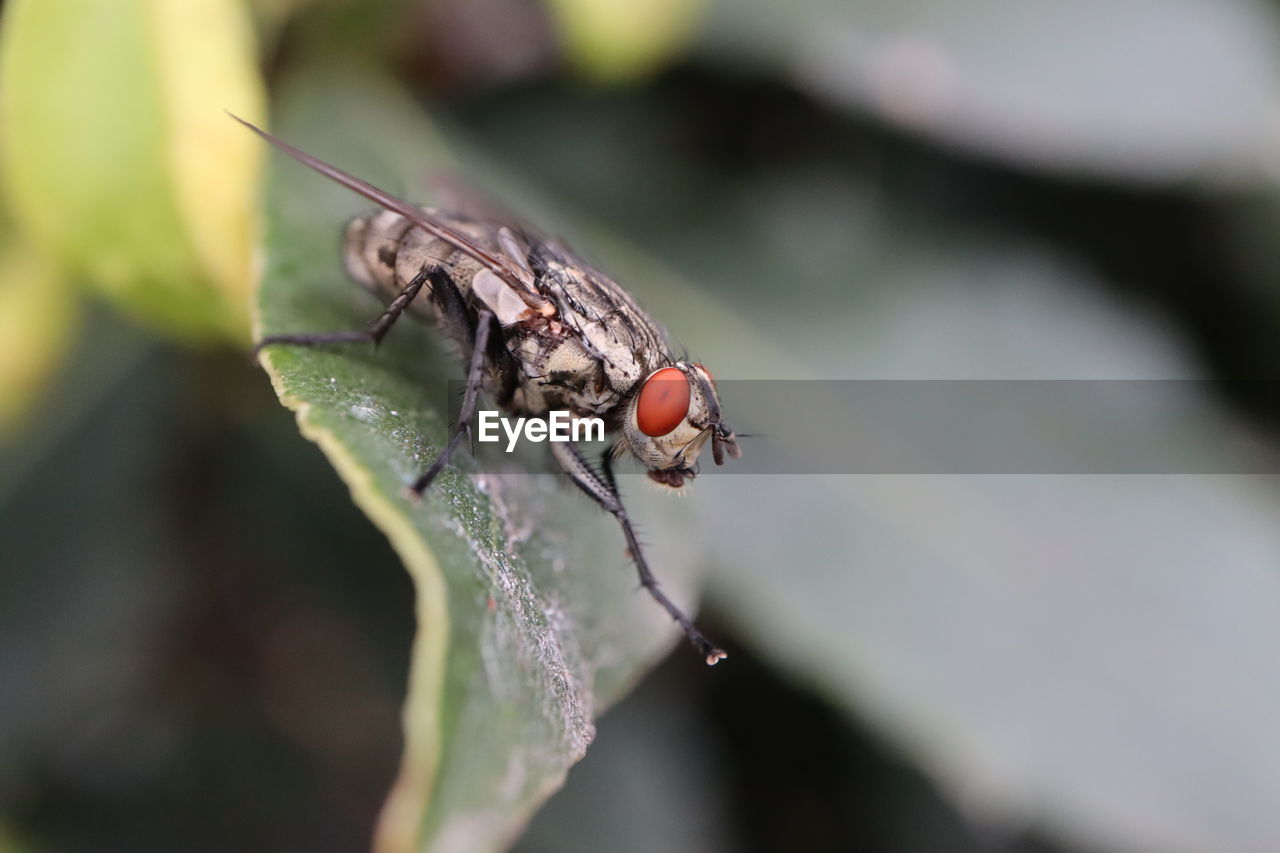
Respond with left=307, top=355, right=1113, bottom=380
left=253, top=265, right=445, bottom=358
left=252, top=260, right=492, bottom=497
left=426, top=262, right=476, bottom=355
left=407, top=307, right=494, bottom=496
left=549, top=441, right=727, bottom=666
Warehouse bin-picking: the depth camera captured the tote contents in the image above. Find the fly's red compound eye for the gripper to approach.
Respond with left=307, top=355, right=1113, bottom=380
left=636, top=367, right=690, bottom=436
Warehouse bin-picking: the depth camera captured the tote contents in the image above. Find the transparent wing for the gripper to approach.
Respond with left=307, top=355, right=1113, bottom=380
left=231, top=114, right=552, bottom=317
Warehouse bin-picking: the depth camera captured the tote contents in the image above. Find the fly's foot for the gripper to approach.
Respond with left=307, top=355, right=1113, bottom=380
left=409, top=456, right=450, bottom=496
left=685, top=626, right=727, bottom=666
left=703, top=646, right=728, bottom=666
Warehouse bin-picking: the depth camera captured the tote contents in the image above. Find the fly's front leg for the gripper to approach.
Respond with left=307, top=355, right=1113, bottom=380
left=550, top=441, right=727, bottom=666
left=253, top=265, right=446, bottom=358
left=407, top=308, right=494, bottom=497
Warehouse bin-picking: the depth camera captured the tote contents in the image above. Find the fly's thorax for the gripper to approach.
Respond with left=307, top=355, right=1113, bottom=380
left=507, top=260, right=670, bottom=417
left=508, top=327, right=619, bottom=416
left=619, top=362, right=735, bottom=488
left=540, top=258, right=668, bottom=380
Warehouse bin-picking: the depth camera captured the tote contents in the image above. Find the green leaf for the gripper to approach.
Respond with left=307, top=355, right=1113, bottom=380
left=0, top=237, right=79, bottom=439
left=256, top=71, right=708, bottom=853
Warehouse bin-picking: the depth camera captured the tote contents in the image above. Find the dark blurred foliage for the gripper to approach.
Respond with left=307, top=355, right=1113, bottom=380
left=1, top=315, right=413, bottom=852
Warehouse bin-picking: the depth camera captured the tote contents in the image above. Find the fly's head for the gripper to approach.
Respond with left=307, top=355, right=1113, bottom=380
left=619, top=362, right=741, bottom=488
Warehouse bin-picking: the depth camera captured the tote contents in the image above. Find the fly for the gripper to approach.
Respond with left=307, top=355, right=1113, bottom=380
left=233, top=115, right=741, bottom=665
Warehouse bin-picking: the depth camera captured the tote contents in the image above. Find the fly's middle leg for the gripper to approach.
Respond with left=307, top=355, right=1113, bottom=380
left=407, top=307, right=494, bottom=497
left=253, top=265, right=445, bottom=358
left=550, top=441, right=727, bottom=666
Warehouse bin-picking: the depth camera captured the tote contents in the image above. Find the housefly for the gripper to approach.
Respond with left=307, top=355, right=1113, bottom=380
left=234, top=116, right=740, bottom=665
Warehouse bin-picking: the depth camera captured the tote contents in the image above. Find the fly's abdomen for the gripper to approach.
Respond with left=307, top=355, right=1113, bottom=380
left=342, top=211, right=408, bottom=292
left=342, top=209, right=487, bottom=319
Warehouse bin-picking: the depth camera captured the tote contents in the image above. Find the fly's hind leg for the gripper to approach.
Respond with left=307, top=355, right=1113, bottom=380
left=550, top=440, right=727, bottom=666
left=407, top=306, right=494, bottom=497
left=253, top=265, right=445, bottom=358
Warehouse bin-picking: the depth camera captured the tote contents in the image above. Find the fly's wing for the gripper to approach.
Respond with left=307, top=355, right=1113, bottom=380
left=425, top=171, right=673, bottom=357
left=425, top=171, right=527, bottom=237
left=230, top=114, right=554, bottom=321
left=420, top=175, right=542, bottom=325
left=423, top=173, right=544, bottom=292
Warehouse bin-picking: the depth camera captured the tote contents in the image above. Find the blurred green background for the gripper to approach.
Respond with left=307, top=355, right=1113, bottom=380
left=7, top=1, right=1280, bottom=851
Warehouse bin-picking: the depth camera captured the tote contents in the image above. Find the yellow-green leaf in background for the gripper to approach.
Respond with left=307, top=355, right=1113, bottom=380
left=545, top=0, right=708, bottom=81
left=0, top=0, right=266, bottom=344
left=0, top=237, right=77, bottom=439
